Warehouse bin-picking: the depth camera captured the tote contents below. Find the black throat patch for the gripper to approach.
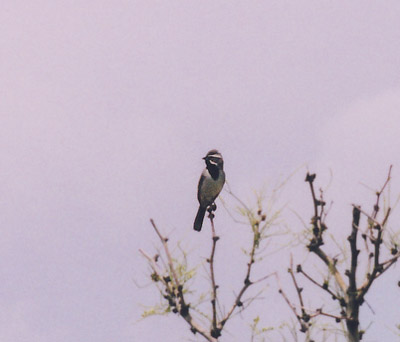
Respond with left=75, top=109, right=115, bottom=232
left=206, top=162, right=220, bottom=180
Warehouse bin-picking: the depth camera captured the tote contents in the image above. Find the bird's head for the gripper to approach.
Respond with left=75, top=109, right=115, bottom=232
left=203, top=149, right=223, bottom=168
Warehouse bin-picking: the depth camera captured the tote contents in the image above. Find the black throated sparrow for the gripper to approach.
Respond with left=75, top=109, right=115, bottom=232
left=193, top=149, right=225, bottom=231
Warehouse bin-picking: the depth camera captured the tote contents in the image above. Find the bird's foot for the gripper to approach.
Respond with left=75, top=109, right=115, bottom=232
left=207, top=203, right=217, bottom=212
left=207, top=203, right=217, bottom=219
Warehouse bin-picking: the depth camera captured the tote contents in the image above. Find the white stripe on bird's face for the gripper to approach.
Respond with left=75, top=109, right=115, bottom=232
left=207, top=153, right=222, bottom=159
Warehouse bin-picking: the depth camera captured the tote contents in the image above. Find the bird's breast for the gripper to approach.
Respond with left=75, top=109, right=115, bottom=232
left=198, top=169, right=225, bottom=207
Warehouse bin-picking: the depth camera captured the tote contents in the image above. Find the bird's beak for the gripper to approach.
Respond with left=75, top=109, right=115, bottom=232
left=202, top=156, right=207, bottom=160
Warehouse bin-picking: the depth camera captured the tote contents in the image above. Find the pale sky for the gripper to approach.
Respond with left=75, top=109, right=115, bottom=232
left=1, top=2, right=400, bottom=342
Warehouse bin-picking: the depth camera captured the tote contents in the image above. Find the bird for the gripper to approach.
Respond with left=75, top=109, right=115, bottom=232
left=194, top=149, right=225, bottom=231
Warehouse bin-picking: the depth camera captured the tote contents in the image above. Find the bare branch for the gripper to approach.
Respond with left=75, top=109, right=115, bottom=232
left=218, top=209, right=271, bottom=332
left=348, top=206, right=361, bottom=293
left=307, top=308, right=346, bottom=321
left=297, top=265, right=337, bottom=299
left=288, top=255, right=306, bottom=317
left=275, top=273, right=309, bottom=333
left=147, top=219, right=218, bottom=342
left=207, top=211, right=220, bottom=338
left=357, top=167, right=394, bottom=302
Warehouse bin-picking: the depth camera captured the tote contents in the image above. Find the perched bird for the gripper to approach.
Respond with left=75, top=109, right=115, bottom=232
left=194, top=149, right=225, bottom=231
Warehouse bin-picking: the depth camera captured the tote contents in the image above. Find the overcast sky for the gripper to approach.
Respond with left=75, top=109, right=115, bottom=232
left=1, top=2, right=400, bottom=342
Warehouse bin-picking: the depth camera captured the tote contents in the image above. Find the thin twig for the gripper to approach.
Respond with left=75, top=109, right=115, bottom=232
left=305, top=173, right=347, bottom=296
left=288, top=255, right=305, bottom=317
left=150, top=219, right=180, bottom=287
left=306, top=173, right=319, bottom=219
left=275, top=273, right=309, bottom=333
left=208, top=213, right=219, bottom=336
left=357, top=167, right=394, bottom=301
left=307, top=308, right=346, bottom=321
left=218, top=213, right=266, bottom=331
left=298, top=266, right=337, bottom=299
left=148, top=219, right=217, bottom=342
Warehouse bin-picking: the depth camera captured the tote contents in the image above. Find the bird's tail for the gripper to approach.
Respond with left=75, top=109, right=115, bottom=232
left=194, top=206, right=206, bottom=232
